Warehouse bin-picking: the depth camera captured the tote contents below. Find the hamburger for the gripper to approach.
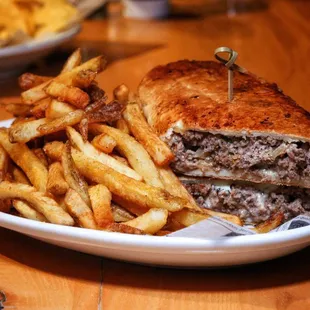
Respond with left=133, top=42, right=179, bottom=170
left=138, top=60, right=310, bottom=225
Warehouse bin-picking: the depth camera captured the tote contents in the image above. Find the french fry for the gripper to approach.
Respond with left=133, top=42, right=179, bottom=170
left=72, top=149, right=187, bottom=212
left=113, top=84, right=129, bottom=105
left=0, top=182, right=73, bottom=225
left=89, top=124, right=163, bottom=188
left=205, top=209, right=243, bottom=225
left=47, top=162, right=69, bottom=196
left=62, top=142, right=91, bottom=207
left=89, top=184, right=114, bottom=228
left=30, top=97, right=51, bottom=118
left=38, top=110, right=85, bottom=135
left=105, top=223, right=145, bottom=235
left=66, top=126, right=142, bottom=181
left=21, top=56, right=106, bottom=104
left=64, top=189, right=96, bottom=229
left=43, top=141, right=65, bottom=162
left=255, top=212, right=284, bottom=234
left=111, top=204, right=135, bottom=222
left=61, top=48, right=82, bottom=73
left=78, top=118, right=88, bottom=142
left=158, top=166, right=200, bottom=211
left=123, top=103, right=174, bottom=166
left=155, top=230, right=172, bottom=236
left=172, top=208, right=242, bottom=227
left=12, top=116, right=35, bottom=126
left=33, top=148, right=49, bottom=168
left=9, top=118, right=48, bottom=143
left=45, top=82, right=90, bottom=109
left=91, top=134, right=116, bottom=154
left=125, top=208, right=168, bottom=234
left=0, top=129, right=48, bottom=192
left=73, top=70, right=97, bottom=89
left=21, top=80, right=51, bottom=105
left=112, top=195, right=146, bottom=216
left=0, top=144, right=9, bottom=182
left=0, top=102, right=32, bottom=117
left=12, top=166, right=30, bottom=185
left=13, top=200, right=47, bottom=222
left=110, top=155, right=129, bottom=167
left=172, top=208, right=210, bottom=227
left=45, top=99, right=75, bottom=119
left=116, top=119, right=130, bottom=135
left=18, top=73, right=51, bottom=91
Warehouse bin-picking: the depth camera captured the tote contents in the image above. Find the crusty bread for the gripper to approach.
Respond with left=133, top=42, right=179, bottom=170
left=138, top=60, right=310, bottom=142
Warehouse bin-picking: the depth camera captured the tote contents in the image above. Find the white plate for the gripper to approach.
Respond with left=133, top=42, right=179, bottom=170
left=0, top=119, right=309, bottom=267
left=0, top=25, right=81, bottom=79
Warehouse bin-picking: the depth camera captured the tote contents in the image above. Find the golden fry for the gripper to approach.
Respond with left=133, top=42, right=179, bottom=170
left=13, top=200, right=47, bottom=222
left=255, top=212, right=284, bottom=234
left=33, top=148, right=49, bottom=168
left=9, top=118, right=48, bottom=143
left=0, top=144, right=9, bottom=182
left=18, top=73, right=51, bottom=91
left=89, top=184, right=114, bottom=228
left=0, top=182, right=73, bottom=225
left=64, top=189, right=96, bottom=229
left=45, top=99, right=75, bottom=119
left=43, top=141, right=65, bottom=162
left=66, top=126, right=141, bottom=181
left=38, top=110, right=85, bottom=135
left=12, top=166, right=30, bottom=185
left=0, top=102, right=32, bottom=117
left=125, top=208, right=168, bottom=235
left=0, top=129, right=48, bottom=192
left=113, top=84, right=129, bottom=105
left=123, top=103, right=174, bottom=166
left=72, top=149, right=187, bottom=212
left=30, top=97, right=51, bottom=118
left=89, top=124, right=163, bottom=188
left=105, top=223, right=144, bottom=235
left=111, top=204, right=135, bottom=222
left=158, top=166, right=200, bottom=211
left=22, top=56, right=106, bottom=104
left=116, top=118, right=130, bottom=135
left=45, top=82, right=90, bottom=109
left=47, top=162, right=69, bottom=196
left=78, top=118, right=88, bottom=142
left=62, top=142, right=91, bottom=207
left=61, top=48, right=82, bottom=73
left=91, top=133, right=116, bottom=154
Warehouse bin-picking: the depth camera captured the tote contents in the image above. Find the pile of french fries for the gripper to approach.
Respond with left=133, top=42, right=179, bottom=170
left=0, top=49, right=279, bottom=235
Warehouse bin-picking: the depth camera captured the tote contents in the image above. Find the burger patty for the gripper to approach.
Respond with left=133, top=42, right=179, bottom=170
left=182, top=180, right=310, bottom=225
left=168, top=131, right=310, bottom=184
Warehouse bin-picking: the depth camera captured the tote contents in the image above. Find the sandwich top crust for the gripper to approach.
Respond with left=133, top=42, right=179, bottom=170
left=138, top=60, right=310, bottom=141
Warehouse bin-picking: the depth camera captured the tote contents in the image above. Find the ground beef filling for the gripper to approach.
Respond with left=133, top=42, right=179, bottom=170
left=183, top=182, right=310, bottom=224
left=168, top=131, right=310, bottom=183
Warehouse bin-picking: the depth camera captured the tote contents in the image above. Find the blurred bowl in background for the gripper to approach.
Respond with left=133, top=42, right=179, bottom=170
left=0, top=24, right=81, bottom=80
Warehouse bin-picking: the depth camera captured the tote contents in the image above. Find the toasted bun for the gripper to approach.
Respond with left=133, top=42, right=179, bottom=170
left=138, top=60, right=310, bottom=142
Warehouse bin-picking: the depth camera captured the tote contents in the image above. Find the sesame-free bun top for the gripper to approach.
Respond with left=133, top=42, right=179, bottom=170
left=138, top=60, right=310, bottom=142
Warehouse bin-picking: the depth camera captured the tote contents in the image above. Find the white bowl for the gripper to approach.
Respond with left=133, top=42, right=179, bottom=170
left=0, top=25, right=81, bottom=79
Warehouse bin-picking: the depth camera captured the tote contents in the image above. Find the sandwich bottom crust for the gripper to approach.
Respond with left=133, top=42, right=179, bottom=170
left=181, top=179, right=310, bottom=225
left=168, top=131, right=310, bottom=188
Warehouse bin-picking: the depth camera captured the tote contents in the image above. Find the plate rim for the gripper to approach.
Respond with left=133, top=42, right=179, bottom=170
left=0, top=25, right=81, bottom=58
left=0, top=211, right=310, bottom=253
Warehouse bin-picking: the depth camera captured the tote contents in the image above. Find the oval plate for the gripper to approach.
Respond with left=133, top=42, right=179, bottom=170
left=0, top=119, right=309, bottom=267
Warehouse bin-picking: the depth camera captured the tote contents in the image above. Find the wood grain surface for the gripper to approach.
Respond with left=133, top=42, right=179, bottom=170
left=0, top=0, right=309, bottom=309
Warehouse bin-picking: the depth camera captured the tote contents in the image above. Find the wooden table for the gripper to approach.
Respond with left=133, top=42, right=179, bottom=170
left=0, top=1, right=309, bottom=309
